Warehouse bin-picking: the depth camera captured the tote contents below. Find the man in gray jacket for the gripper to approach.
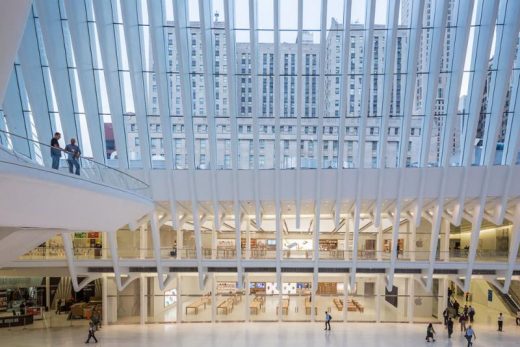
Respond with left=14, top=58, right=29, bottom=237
left=65, top=138, right=81, bottom=175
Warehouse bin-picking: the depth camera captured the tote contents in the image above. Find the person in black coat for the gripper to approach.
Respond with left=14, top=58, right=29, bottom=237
left=447, top=318, right=454, bottom=338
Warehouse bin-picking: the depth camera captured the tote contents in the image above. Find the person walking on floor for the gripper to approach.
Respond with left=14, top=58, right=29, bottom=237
left=459, top=313, right=467, bottom=332
left=85, top=321, right=98, bottom=343
left=50, top=132, right=62, bottom=170
left=453, top=300, right=460, bottom=316
left=516, top=310, right=520, bottom=326
left=425, top=323, right=436, bottom=342
left=447, top=317, right=454, bottom=338
left=498, top=312, right=504, bottom=332
left=324, top=311, right=331, bottom=331
left=465, top=325, right=476, bottom=347
left=443, top=308, right=449, bottom=326
left=468, top=305, right=475, bottom=323
left=65, top=138, right=81, bottom=175
left=55, top=298, right=62, bottom=315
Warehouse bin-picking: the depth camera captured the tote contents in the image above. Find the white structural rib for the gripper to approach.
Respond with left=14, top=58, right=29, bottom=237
left=223, top=0, right=243, bottom=283
left=150, top=212, right=166, bottom=290
left=388, top=0, right=425, bottom=290
left=62, top=232, right=80, bottom=291
left=481, top=0, right=520, bottom=166
left=351, top=0, right=375, bottom=289
left=63, top=0, right=105, bottom=162
left=171, top=0, right=204, bottom=285
left=503, top=203, right=520, bottom=292
left=333, top=0, right=352, bottom=228
left=454, top=0, right=499, bottom=226
left=464, top=0, right=520, bottom=290
left=374, top=0, right=400, bottom=228
left=414, top=0, right=449, bottom=228
left=18, top=9, right=53, bottom=152
left=248, top=0, right=262, bottom=229
left=425, top=0, right=474, bottom=291
left=34, top=0, right=78, bottom=142
left=198, top=0, right=221, bottom=231
left=119, top=0, right=153, bottom=169
left=294, top=0, right=303, bottom=228
left=92, top=0, right=129, bottom=169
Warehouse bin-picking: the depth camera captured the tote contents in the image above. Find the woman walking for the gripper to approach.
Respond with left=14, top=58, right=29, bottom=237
left=425, top=323, right=436, bottom=342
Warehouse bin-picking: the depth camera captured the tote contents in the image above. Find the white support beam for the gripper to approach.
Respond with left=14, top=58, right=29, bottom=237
left=334, top=0, right=352, bottom=228
left=34, top=0, right=78, bottom=141
left=107, top=230, right=123, bottom=290
left=64, top=0, right=105, bottom=162
left=374, top=0, right=400, bottom=227
left=223, top=0, right=243, bottom=281
left=502, top=203, right=520, bottom=292
left=150, top=212, right=166, bottom=290
left=18, top=8, right=53, bottom=157
left=92, top=0, right=129, bottom=168
left=455, top=0, right=500, bottom=224
left=248, top=0, right=262, bottom=229
left=119, top=0, right=153, bottom=169
left=62, top=232, right=79, bottom=291
left=294, top=0, right=304, bottom=228
left=198, top=0, right=221, bottom=231
left=351, top=0, right=375, bottom=289
left=398, top=0, right=424, bottom=168
left=481, top=0, right=520, bottom=166
left=171, top=0, right=204, bottom=286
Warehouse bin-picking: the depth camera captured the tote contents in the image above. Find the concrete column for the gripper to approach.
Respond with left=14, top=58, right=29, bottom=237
left=376, top=275, right=381, bottom=322
left=407, top=275, right=414, bottom=323
left=102, top=232, right=108, bottom=259
left=211, top=273, right=216, bottom=322
left=344, top=217, right=350, bottom=260
left=177, top=229, right=183, bottom=260
left=140, top=225, right=147, bottom=259
left=441, top=277, right=448, bottom=315
left=211, top=228, right=217, bottom=260
left=343, top=274, right=349, bottom=322
left=244, top=273, right=250, bottom=321
left=176, top=274, right=182, bottom=323
left=409, top=217, right=416, bottom=261
left=139, top=275, right=147, bottom=324
left=102, top=275, right=108, bottom=325
left=441, top=219, right=450, bottom=262
left=310, top=274, right=317, bottom=322
left=246, top=217, right=251, bottom=259
left=45, top=277, right=51, bottom=310
left=376, top=223, right=383, bottom=261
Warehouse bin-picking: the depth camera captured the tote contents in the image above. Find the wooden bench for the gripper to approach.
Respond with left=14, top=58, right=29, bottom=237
left=217, top=298, right=234, bottom=315
left=305, top=297, right=317, bottom=315
left=333, top=298, right=344, bottom=311
left=351, top=299, right=364, bottom=313
left=249, top=300, right=262, bottom=315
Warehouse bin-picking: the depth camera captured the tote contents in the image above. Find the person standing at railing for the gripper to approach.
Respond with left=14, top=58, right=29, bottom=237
left=50, top=132, right=62, bottom=169
left=65, top=138, right=81, bottom=175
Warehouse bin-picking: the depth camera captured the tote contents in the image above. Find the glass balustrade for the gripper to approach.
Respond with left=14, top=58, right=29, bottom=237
left=0, top=129, right=151, bottom=198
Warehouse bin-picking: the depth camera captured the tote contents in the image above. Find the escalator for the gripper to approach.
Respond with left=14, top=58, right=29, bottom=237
left=488, top=281, right=520, bottom=315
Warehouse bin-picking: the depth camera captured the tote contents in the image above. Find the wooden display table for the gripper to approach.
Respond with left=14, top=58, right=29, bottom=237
left=276, top=298, right=290, bottom=315
left=305, top=297, right=317, bottom=315
left=217, top=298, right=234, bottom=315
left=185, top=296, right=211, bottom=315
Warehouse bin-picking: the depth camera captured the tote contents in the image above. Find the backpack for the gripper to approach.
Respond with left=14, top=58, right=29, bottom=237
left=328, top=314, right=332, bottom=320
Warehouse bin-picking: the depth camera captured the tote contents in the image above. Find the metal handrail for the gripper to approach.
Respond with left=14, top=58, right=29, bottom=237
left=0, top=129, right=151, bottom=197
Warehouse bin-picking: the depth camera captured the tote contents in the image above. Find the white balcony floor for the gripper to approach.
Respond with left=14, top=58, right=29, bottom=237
left=1, top=321, right=520, bottom=347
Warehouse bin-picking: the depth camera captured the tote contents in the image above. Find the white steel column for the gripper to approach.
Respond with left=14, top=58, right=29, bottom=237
left=176, top=274, right=182, bottom=323
left=119, top=0, right=153, bottom=168
left=64, top=0, right=105, bottom=162
left=150, top=212, right=166, bottom=290
left=374, top=0, right=400, bottom=227
left=223, top=0, right=244, bottom=285
left=34, top=0, right=78, bottom=141
left=139, top=275, right=147, bottom=324
left=409, top=216, right=416, bottom=261
left=350, top=0, right=375, bottom=290
left=313, top=0, right=328, bottom=289
left=102, top=274, right=108, bottom=325
left=441, top=218, right=450, bottom=262
left=334, top=0, right=352, bottom=227
left=45, top=277, right=51, bottom=310
left=481, top=0, right=520, bottom=166
left=503, top=203, right=520, bottom=292
left=294, top=0, right=303, bottom=227
left=248, top=0, right=262, bottom=229
left=407, top=276, right=414, bottom=323
left=343, top=273, right=349, bottom=322
left=375, top=274, right=381, bottom=322
left=198, top=0, right=221, bottom=230
left=62, top=232, right=79, bottom=291
left=92, top=0, right=129, bottom=168
left=171, top=0, right=204, bottom=285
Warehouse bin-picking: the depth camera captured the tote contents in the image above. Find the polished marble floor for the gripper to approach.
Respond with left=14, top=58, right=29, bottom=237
left=1, top=322, right=520, bottom=347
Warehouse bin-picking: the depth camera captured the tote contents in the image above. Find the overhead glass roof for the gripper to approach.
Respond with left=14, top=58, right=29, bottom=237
left=1, top=0, right=519, bottom=171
